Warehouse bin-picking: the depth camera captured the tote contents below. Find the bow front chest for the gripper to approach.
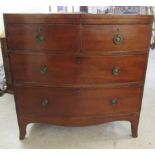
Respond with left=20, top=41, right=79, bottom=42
left=3, top=14, right=153, bottom=139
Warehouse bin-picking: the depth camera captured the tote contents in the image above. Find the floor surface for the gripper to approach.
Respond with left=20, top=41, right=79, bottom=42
left=0, top=50, right=155, bottom=149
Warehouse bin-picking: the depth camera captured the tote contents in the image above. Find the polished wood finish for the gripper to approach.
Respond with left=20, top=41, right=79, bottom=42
left=6, top=24, right=152, bottom=52
left=7, top=24, right=79, bottom=51
left=15, top=85, right=143, bottom=116
left=82, top=25, right=151, bottom=51
left=4, top=14, right=153, bottom=24
left=10, top=53, right=147, bottom=85
left=3, top=14, right=153, bottom=139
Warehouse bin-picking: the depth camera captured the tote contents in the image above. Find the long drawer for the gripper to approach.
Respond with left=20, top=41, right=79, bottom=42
left=82, top=25, right=152, bottom=51
left=15, top=85, right=143, bottom=116
left=6, top=24, right=79, bottom=51
left=10, top=53, right=147, bottom=85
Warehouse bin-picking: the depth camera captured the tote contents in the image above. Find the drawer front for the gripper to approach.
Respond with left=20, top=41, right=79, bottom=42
left=10, top=54, right=147, bottom=85
left=7, top=24, right=79, bottom=51
left=15, top=85, right=143, bottom=116
left=82, top=25, right=152, bottom=51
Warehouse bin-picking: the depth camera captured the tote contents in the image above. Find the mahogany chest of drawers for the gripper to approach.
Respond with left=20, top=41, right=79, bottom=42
left=3, top=14, right=153, bottom=139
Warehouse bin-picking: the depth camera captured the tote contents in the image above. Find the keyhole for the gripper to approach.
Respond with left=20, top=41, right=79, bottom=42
left=116, top=28, right=119, bottom=32
left=38, top=27, right=43, bottom=33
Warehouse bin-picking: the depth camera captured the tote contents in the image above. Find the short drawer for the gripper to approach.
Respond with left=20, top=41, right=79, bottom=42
left=15, top=85, right=143, bottom=116
left=10, top=53, right=147, bottom=85
left=82, top=25, right=152, bottom=52
left=7, top=24, right=79, bottom=51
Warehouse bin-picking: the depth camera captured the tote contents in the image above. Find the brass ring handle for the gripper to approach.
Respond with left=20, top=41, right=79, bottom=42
left=41, top=99, right=49, bottom=107
left=36, top=34, right=45, bottom=43
left=112, top=67, right=120, bottom=76
left=40, top=65, right=48, bottom=75
left=111, top=98, right=118, bottom=106
left=113, top=34, right=123, bottom=45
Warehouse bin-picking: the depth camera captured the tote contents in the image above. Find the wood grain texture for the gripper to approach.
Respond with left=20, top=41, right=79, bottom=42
left=3, top=14, right=153, bottom=139
left=7, top=24, right=79, bottom=51
left=4, top=14, right=153, bottom=24
left=82, top=24, right=152, bottom=51
left=10, top=53, right=147, bottom=85
left=15, top=85, right=143, bottom=116
left=17, top=113, right=140, bottom=139
left=6, top=24, right=152, bottom=52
